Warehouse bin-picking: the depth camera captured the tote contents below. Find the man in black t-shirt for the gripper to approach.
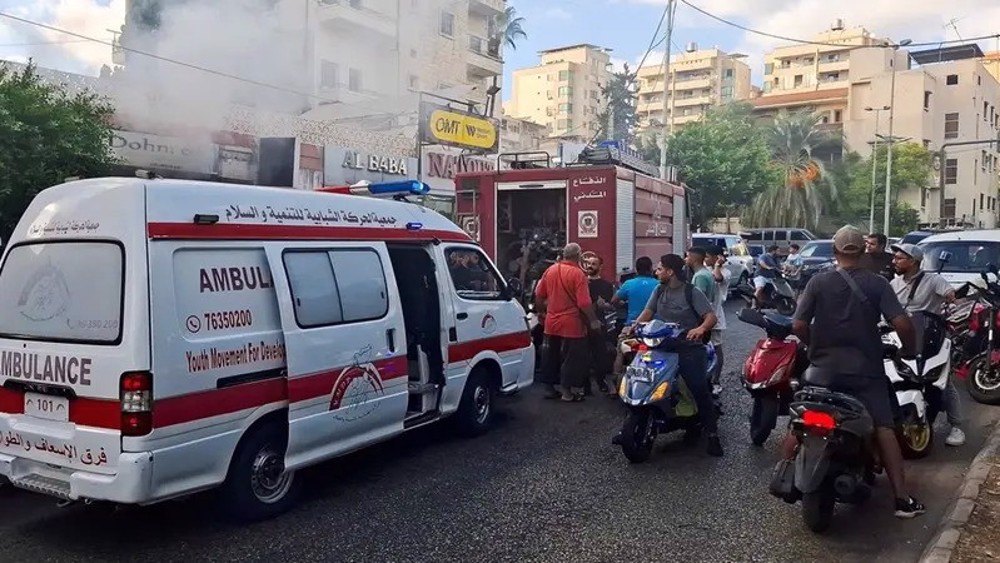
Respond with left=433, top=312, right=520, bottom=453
left=862, top=232, right=895, bottom=281
left=583, top=252, right=616, bottom=393
left=790, top=225, right=924, bottom=519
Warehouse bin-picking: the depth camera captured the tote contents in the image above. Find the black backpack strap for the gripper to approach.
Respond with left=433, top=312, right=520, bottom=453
left=908, top=272, right=925, bottom=303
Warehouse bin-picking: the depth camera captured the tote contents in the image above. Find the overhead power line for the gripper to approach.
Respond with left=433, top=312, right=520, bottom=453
left=679, top=0, right=1000, bottom=49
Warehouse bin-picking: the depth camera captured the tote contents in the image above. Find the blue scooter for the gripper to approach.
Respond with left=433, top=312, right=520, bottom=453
left=617, top=319, right=718, bottom=463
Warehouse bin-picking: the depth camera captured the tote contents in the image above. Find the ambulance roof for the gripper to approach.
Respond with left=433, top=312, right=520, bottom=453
left=30, top=177, right=472, bottom=243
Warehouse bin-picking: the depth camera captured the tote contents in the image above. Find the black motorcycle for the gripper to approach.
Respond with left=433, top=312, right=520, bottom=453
left=769, top=365, right=886, bottom=533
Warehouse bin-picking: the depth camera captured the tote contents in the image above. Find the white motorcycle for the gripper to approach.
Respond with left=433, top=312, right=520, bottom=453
left=881, top=310, right=951, bottom=459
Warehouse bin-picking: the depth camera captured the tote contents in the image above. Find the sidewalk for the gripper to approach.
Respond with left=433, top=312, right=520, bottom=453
left=922, top=424, right=1000, bottom=563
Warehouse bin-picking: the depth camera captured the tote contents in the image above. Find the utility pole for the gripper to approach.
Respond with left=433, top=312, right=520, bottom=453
left=883, top=40, right=912, bottom=233
left=658, top=0, right=677, bottom=181
left=865, top=106, right=890, bottom=231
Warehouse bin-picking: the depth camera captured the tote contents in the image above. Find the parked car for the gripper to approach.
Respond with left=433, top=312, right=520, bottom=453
left=739, top=228, right=816, bottom=252
left=692, top=233, right=754, bottom=287
left=919, top=230, right=1000, bottom=287
left=795, top=239, right=836, bottom=289
left=901, top=228, right=961, bottom=246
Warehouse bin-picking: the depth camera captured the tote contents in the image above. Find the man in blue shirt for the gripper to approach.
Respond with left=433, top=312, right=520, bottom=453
left=610, top=257, right=658, bottom=386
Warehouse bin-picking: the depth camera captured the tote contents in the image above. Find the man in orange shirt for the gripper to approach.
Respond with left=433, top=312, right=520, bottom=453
left=535, top=243, right=601, bottom=401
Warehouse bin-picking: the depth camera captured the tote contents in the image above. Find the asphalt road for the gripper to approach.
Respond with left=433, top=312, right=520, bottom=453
left=2, top=299, right=998, bottom=563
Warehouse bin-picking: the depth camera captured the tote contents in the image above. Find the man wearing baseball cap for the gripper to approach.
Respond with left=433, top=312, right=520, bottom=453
left=788, top=225, right=925, bottom=518
left=890, top=242, right=965, bottom=447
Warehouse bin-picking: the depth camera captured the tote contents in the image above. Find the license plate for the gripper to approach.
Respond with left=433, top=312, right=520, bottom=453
left=627, top=366, right=655, bottom=382
left=24, top=393, right=69, bottom=422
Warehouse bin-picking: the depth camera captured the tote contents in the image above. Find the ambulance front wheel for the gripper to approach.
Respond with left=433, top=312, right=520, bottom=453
left=454, top=368, right=495, bottom=438
left=221, top=423, right=301, bottom=522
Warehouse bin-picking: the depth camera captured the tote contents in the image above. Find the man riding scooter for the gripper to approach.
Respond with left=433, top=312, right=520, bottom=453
left=754, top=245, right=781, bottom=309
left=614, top=254, right=723, bottom=457
left=783, top=226, right=925, bottom=518
left=889, top=243, right=965, bottom=447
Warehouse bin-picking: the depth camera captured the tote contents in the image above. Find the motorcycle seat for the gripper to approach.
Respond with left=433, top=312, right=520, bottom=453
left=797, top=367, right=872, bottom=417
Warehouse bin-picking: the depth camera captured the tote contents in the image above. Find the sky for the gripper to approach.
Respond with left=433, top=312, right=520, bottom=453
left=1, top=0, right=999, bottom=103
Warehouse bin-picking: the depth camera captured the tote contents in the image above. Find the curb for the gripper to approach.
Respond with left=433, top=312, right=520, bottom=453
left=919, top=419, right=1000, bottom=563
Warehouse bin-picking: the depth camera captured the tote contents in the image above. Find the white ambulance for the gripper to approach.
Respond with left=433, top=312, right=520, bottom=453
left=0, top=177, right=534, bottom=520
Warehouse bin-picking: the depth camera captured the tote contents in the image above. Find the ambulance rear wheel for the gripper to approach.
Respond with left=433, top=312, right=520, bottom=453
left=454, top=368, right=494, bottom=438
left=222, top=424, right=301, bottom=522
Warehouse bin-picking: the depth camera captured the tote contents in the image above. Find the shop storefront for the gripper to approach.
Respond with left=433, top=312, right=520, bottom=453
left=108, top=129, right=257, bottom=183
left=420, top=147, right=497, bottom=220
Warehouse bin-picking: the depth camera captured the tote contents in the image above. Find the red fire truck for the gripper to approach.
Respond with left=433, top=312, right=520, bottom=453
left=454, top=150, right=689, bottom=283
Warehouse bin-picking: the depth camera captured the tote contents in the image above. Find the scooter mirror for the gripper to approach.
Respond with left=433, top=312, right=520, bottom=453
left=737, top=307, right=767, bottom=327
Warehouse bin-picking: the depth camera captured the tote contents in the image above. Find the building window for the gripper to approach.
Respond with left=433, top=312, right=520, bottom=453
left=794, top=75, right=803, bottom=87
left=724, top=68, right=734, bottom=79
left=924, top=91, right=931, bottom=111
left=984, top=151, right=989, bottom=171
left=439, top=11, right=455, bottom=37
left=944, top=198, right=956, bottom=218
left=946, top=74, right=959, bottom=86
left=558, top=103, right=573, bottom=113
left=921, top=188, right=927, bottom=208
left=945, top=113, right=960, bottom=139
left=834, top=109, right=842, bottom=123
left=558, top=86, right=572, bottom=96
left=945, top=158, right=958, bottom=185
left=985, top=102, right=990, bottom=121
left=764, top=63, right=774, bottom=75
left=981, top=193, right=985, bottom=210
left=320, top=60, right=339, bottom=89
left=558, top=70, right=571, bottom=81
left=721, top=86, right=733, bottom=99
left=923, top=139, right=931, bottom=149
left=348, top=68, right=362, bottom=92
left=408, top=74, right=419, bottom=90
left=826, top=53, right=840, bottom=62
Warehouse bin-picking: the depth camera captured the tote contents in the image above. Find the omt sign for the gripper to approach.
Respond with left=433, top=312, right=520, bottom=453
left=420, top=101, right=499, bottom=152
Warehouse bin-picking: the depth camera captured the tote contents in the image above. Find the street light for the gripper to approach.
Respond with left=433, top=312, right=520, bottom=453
left=865, top=105, right=891, bottom=231
left=883, top=38, right=912, bottom=234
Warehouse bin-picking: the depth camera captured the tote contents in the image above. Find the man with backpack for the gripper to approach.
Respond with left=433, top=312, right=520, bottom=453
left=626, top=253, right=723, bottom=457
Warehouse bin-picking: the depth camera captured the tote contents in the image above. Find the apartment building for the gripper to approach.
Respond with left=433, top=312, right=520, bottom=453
left=753, top=21, right=888, bottom=129
left=504, top=44, right=612, bottom=142
left=499, top=114, right=548, bottom=152
left=984, top=51, right=1000, bottom=85
left=118, top=0, right=507, bottom=116
left=635, top=44, right=752, bottom=132
left=846, top=44, right=1000, bottom=228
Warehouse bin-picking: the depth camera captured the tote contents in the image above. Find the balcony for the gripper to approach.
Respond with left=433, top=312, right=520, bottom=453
left=469, top=0, right=505, bottom=16
left=317, top=0, right=396, bottom=38
left=638, top=99, right=665, bottom=113
left=674, top=95, right=713, bottom=108
left=467, top=34, right=503, bottom=77
left=674, top=76, right=713, bottom=91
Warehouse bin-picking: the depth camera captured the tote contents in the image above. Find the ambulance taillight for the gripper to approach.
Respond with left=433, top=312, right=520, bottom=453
left=120, top=371, right=153, bottom=436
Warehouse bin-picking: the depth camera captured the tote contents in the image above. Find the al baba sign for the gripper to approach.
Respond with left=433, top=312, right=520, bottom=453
left=419, top=101, right=499, bottom=153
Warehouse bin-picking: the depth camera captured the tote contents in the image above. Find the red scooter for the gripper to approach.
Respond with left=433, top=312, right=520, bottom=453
left=738, top=308, right=808, bottom=446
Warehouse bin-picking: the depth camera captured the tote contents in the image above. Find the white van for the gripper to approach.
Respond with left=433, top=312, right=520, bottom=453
left=0, top=177, right=534, bottom=520
left=918, top=229, right=1000, bottom=287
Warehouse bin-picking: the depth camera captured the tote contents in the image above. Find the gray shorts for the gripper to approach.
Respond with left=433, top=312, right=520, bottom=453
left=710, top=330, right=723, bottom=345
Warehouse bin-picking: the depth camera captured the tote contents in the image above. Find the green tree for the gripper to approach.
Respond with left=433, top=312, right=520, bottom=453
left=645, top=102, right=778, bottom=229
left=494, top=6, right=527, bottom=51
left=743, top=109, right=844, bottom=230
left=595, top=63, right=639, bottom=142
left=841, top=143, right=933, bottom=235
left=0, top=61, right=117, bottom=239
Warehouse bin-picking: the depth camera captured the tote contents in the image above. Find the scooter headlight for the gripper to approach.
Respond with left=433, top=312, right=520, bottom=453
left=641, top=336, right=665, bottom=348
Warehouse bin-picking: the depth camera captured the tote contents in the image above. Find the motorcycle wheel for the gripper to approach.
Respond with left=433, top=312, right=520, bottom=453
left=776, top=298, right=796, bottom=316
left=802, top=488, right=835, bottom=533
left=896, top=417, right=934, bottom=459
left=750, top=393, right=780, bottom=446
left=967, top=356, right=1000, bottom=405
left=620, top=410, right=655, bottom=464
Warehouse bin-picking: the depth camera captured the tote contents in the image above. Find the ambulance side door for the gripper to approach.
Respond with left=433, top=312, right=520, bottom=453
left=266, top=242, right=408, bottom=470
left=439, top=244, right=526, bottom=393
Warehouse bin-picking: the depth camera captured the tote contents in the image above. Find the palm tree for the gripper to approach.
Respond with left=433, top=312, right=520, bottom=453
left=743, top=110, right=844, bottom=230
left=493, top=6, right=527, bottom=52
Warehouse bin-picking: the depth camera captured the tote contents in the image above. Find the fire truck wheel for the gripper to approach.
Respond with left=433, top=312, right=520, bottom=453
left=454, top=368, right=495, bottom=438
left=221, top=424, right=301, bottom=522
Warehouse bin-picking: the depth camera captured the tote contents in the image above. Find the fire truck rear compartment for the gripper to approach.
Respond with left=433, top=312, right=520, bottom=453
left=497, top=188, right=566, bottom=278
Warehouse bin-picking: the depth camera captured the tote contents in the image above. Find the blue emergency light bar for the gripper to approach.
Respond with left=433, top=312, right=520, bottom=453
left=368, top=180, right=430, bottom=196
